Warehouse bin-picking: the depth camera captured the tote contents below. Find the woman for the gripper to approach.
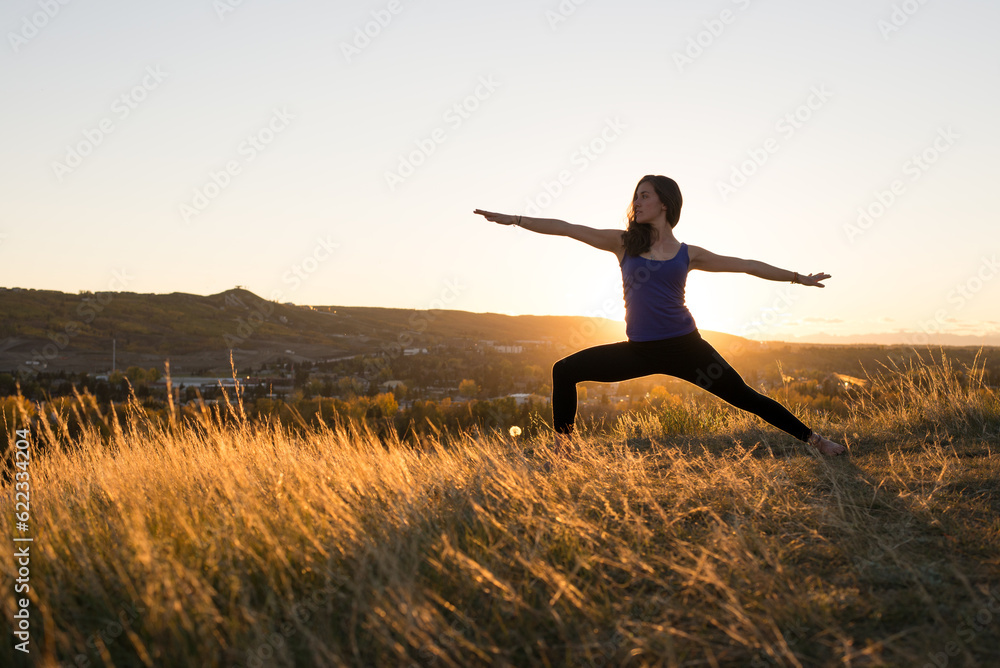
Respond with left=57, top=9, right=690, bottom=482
left=473, top=174, right=846, bottom=456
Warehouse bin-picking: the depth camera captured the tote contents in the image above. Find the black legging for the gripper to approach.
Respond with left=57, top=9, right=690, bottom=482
left=551, top=329, right=813, bottom=441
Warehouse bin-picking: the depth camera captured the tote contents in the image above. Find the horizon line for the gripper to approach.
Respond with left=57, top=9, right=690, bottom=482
left=3, top=285, right=998, bottom=348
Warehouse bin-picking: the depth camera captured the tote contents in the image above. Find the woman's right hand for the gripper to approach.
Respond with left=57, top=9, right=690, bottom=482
left=473, top=209, right=517, bottom=226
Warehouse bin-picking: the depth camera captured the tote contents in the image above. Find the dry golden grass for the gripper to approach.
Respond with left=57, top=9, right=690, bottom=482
left=2, top=350, right=999, bottom=667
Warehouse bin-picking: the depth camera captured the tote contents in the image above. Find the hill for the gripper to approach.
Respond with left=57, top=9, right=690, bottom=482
left=0, top=287, right=739, bottom=375
left=1, top=289, right=997, bottom=392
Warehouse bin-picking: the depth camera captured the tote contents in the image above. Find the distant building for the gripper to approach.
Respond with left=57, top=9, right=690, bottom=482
left=425, top=386, right=458, bottom=398
left=506, top=393, right=534, bottom=406
left=832, top=373, right=868, bottom=389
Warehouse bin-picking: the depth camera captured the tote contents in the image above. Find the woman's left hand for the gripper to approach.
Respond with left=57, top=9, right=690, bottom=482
left=798, top=272, right=831, bottom=287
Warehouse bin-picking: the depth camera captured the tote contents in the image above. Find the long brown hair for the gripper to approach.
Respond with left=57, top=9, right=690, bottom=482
left=621, top=175, right=683, bottom=256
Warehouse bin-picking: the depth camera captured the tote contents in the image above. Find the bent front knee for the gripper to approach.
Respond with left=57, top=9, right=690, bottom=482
left=552, top=357, right=575, bottom=383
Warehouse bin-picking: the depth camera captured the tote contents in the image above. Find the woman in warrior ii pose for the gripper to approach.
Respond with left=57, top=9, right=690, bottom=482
left=473, top=174, right=846, bottom=456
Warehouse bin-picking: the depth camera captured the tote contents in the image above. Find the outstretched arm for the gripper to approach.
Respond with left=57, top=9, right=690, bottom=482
left=688, top=244, right=831, bottom=287
left=473, top=209, right=623, bottom=256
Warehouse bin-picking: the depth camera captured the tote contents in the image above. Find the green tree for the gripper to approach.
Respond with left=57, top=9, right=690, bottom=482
left=125, top=366, right=146, bottom=384
left=337, top=376, right=364, bottom=397
left=368, top=392, right=398, bottom=419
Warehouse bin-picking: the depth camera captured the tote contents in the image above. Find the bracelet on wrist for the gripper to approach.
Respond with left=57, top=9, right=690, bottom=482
left=791, top=272, right=799, bottom=284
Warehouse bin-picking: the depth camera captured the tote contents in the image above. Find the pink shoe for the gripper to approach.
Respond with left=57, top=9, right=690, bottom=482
left=808, top=432, right=846, bottom=456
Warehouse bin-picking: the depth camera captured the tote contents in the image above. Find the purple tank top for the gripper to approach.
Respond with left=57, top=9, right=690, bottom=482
left=619, top=243, right=698, bottom=342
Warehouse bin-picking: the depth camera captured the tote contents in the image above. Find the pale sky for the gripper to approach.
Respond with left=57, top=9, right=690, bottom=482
left=2, top=0, right=998, bottom=344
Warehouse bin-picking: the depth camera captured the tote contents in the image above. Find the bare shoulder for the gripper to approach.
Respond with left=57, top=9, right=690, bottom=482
left=600, top=228, right=626, bottom=263
left=686, top=244, right=709, bottom=267
left=604, top=229, right=627, bottom=264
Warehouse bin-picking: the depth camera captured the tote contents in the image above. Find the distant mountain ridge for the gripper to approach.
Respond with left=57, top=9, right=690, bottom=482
left=1, top=287, right=995, bottom=375
left=784, top=331, right=1000, bottom=347
left=0, top=287, right=637, bottom=374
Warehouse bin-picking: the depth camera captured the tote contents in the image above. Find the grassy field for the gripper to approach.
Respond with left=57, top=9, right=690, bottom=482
left=2, top=351, right=999, bottom=667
